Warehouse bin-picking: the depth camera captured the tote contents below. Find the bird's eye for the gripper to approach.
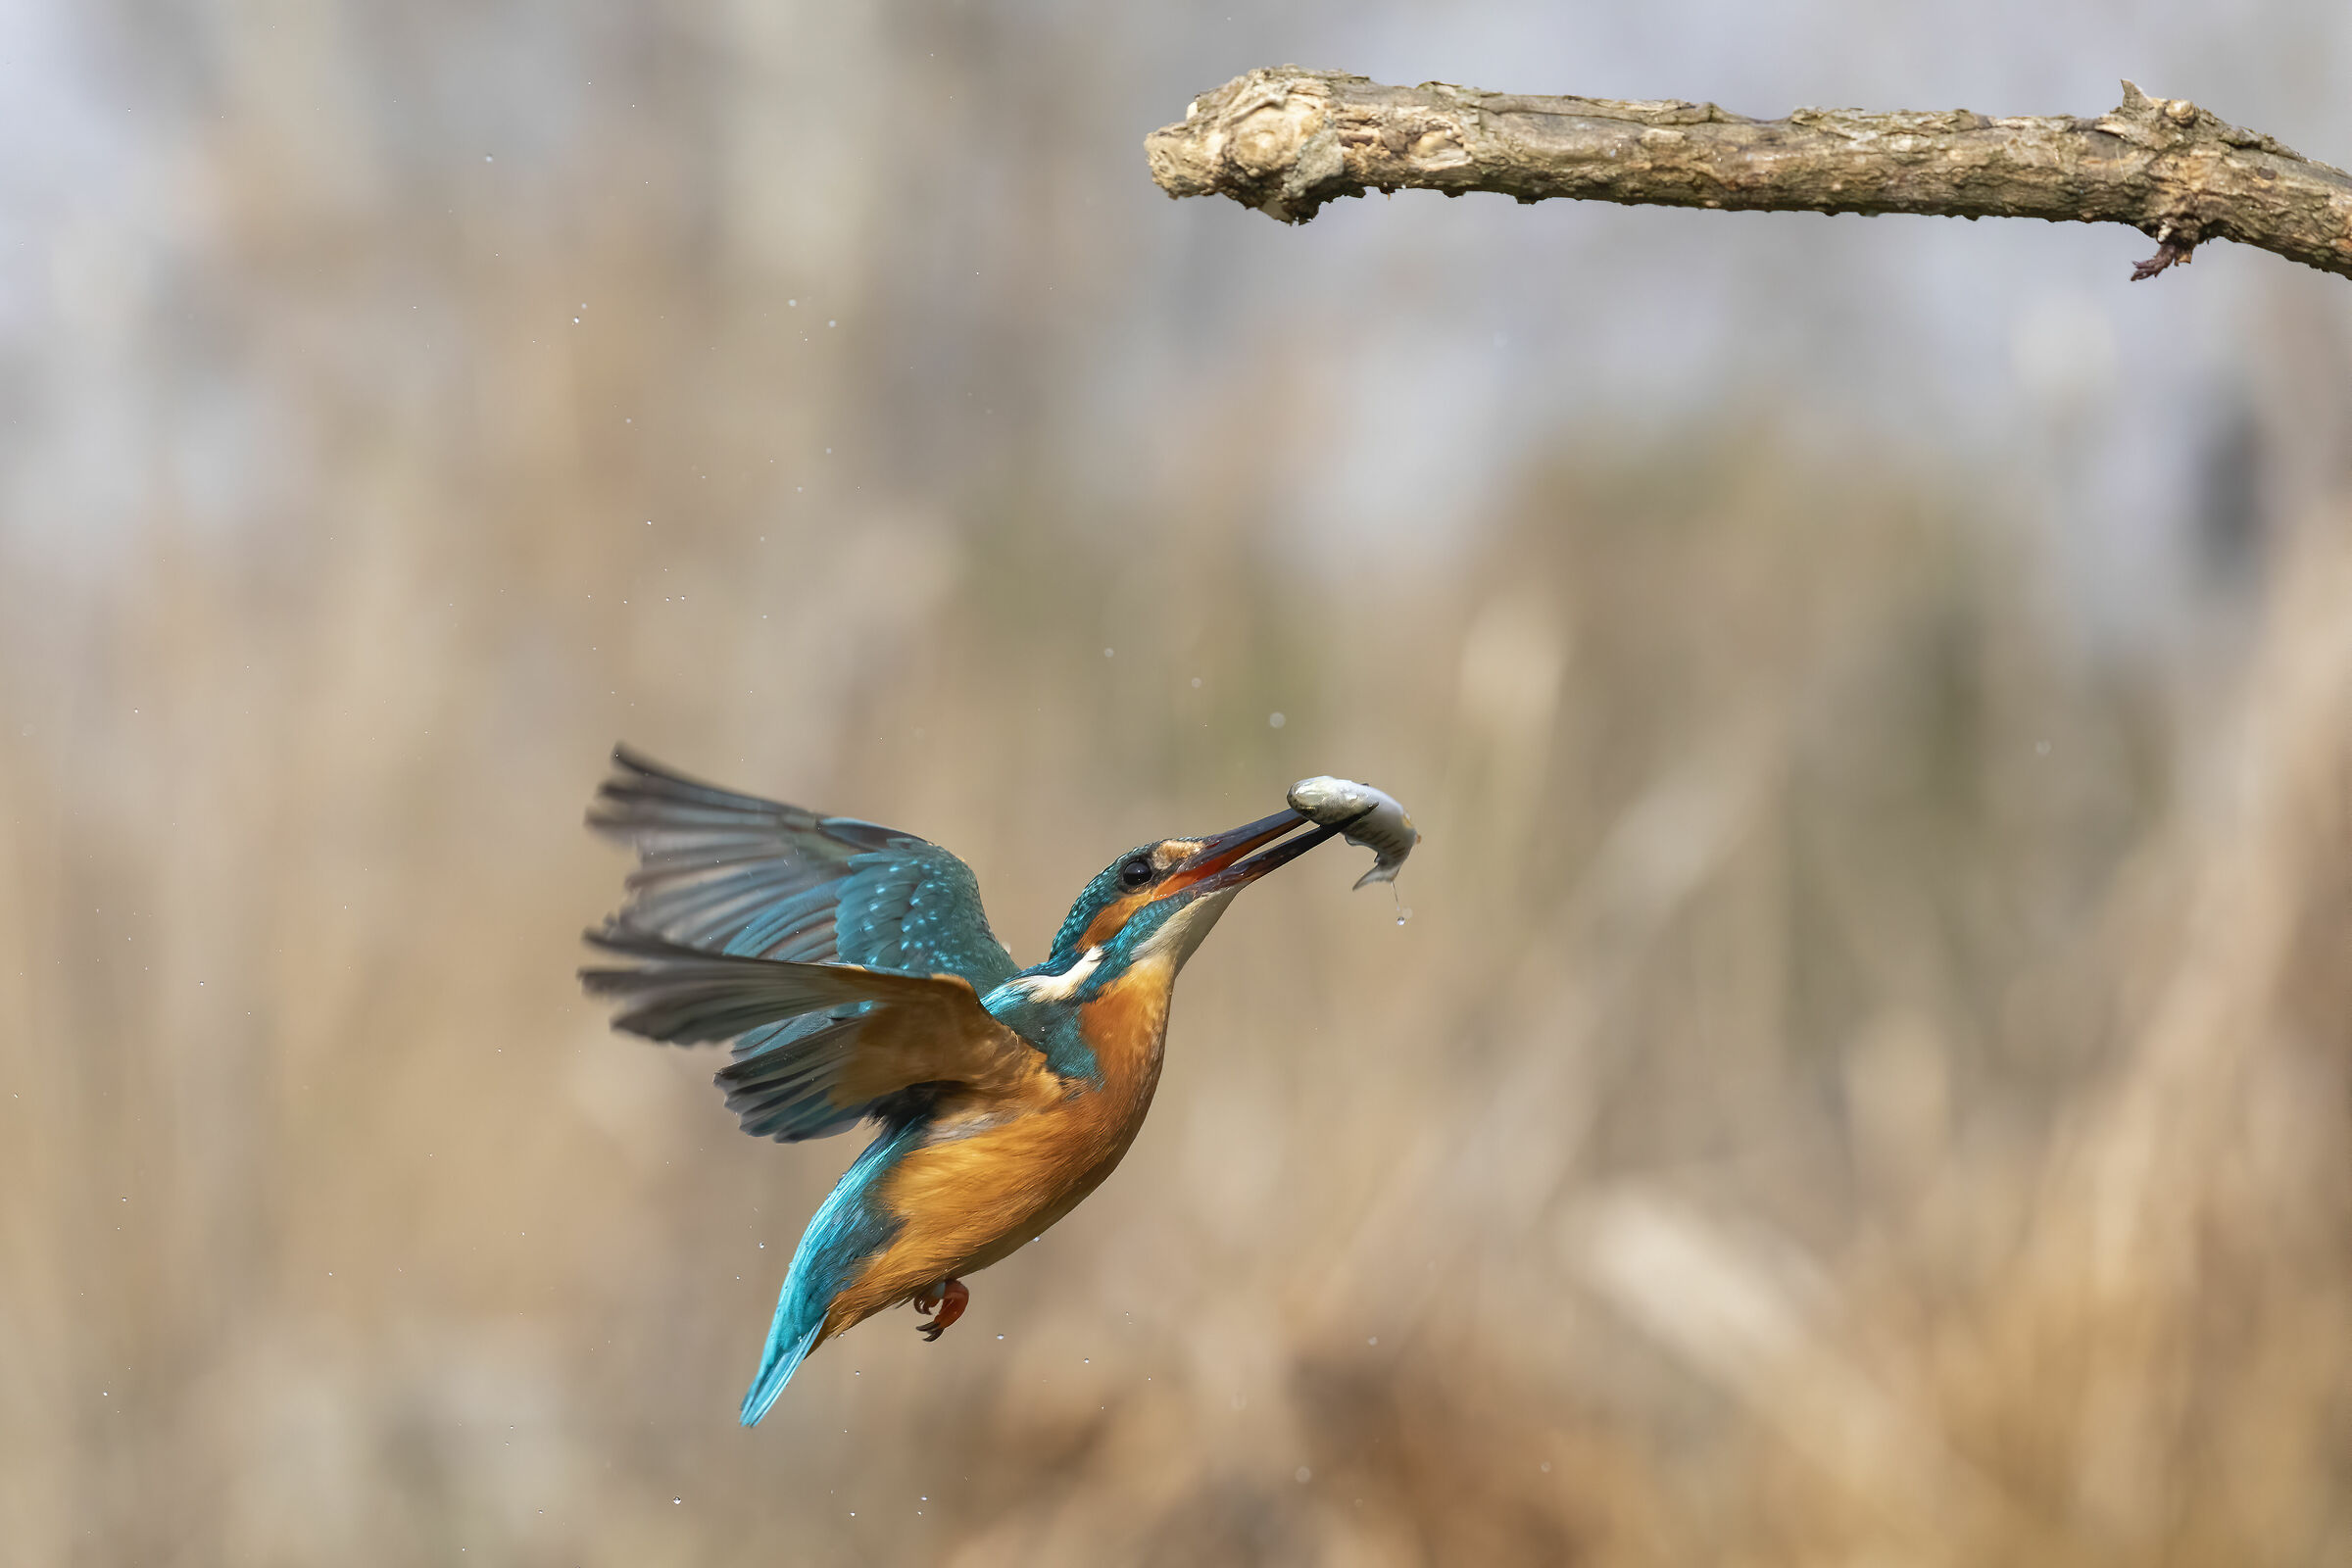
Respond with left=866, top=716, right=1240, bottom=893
left=1119, top=857, right=1154, bottom=889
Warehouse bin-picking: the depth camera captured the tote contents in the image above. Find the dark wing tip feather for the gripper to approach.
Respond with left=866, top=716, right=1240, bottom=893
left=581, top=744, right=1018, bottom=1010
left=600, top=745, right=737, bottom=803
left=580, top=919, right=692, bottom=959
left=604, top=742, right=712, bottom=788
left=586, top=745, right=775, bottom=838
left=578, top=920, right=756, bottom=1035
left=577, top=921, right=951, bottom=1048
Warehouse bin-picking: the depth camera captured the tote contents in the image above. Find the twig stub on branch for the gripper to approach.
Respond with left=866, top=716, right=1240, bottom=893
left=1144, top=69, right=2352, bottom=282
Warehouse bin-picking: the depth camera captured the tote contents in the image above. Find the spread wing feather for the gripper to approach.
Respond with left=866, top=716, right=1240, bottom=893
left=580, top=926, right=1052, bottom=1141
left=586, top=746, right=1019, bottom=988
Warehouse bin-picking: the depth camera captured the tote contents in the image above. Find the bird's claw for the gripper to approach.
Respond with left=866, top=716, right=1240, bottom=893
left=912, top=1277, right=969, bottom=1342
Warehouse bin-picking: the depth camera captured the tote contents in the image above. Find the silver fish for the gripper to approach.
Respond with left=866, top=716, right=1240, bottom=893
left=1287, top=775, right=1419, bottom=890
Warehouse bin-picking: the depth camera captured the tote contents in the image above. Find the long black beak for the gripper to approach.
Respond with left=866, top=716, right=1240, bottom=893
left=1163, top=808, right=1344, bottom=898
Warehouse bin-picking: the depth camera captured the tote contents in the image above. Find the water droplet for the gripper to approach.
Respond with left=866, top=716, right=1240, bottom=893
left=1102, top=647, right=1114, bottom=659
left=1191, top=676, right=1202, bottom=688
left=1268, top=711, right=1285, bottom=729
left=1367, top=1336, right=1378, bottom=1346
left=1295, top=1466, right=1312, bottom=1484
left=1396, top=907, right=1412, bottom=926
left=673, top=1497, right=682, bottom=1505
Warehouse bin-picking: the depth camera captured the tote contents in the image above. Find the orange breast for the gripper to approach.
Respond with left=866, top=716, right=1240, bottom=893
left=821, top=957, right=1179, bottom=1336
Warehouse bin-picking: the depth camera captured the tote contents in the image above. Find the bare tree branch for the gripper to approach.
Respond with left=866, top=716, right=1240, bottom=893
left=1145, top=68, right=2352, bottom=282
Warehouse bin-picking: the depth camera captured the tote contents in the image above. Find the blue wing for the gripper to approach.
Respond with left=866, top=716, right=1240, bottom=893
left=587, top=745, right=1018, bottom=982
left=585, top=747, right=1025, bottom=1142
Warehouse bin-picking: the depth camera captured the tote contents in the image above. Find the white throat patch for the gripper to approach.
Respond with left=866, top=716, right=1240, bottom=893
left=1016, top=945, right=1104, bottom=1003
left=1137, top=889, right=1239, bottom=970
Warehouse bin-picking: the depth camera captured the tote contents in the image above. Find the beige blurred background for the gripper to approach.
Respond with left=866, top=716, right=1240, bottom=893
left=7, top=2, right=2352, bottom=1563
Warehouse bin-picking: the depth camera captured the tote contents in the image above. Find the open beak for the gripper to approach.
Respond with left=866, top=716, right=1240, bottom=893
left=1159, top=808, right=1345, bottom=900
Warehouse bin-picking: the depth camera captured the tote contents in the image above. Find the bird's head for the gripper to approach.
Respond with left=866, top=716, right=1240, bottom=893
left=992, top=807, right=1342, bottom=1030
left=1055, top=805, right=1342, bottom=972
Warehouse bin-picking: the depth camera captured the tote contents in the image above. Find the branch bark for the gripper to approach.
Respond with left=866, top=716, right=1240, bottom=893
left=1145, top=68, right=2352, bottom=282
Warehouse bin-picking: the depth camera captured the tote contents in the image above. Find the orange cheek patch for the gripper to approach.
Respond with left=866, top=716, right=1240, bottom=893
left=1079, top=890, right=1151, bottom=950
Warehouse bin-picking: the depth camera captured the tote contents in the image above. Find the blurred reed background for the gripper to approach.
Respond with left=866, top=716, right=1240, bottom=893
left=6, top=1, right=2352, bottom=1563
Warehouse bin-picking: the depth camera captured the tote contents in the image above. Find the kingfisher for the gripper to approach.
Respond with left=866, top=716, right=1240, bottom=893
left=579, top=745, right=1362, bottom=1425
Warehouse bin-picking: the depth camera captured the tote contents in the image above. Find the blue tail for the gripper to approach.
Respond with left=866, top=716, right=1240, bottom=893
left=737, top=1117, right=926, bottom=1426
left=740, top=1314, right=822, bottom=1426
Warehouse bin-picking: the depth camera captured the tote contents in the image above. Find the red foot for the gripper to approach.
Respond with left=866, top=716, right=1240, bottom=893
left=912, top=1277, right=969, bottom=1342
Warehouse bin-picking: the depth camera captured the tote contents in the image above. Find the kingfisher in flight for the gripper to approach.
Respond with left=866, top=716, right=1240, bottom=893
left=580, top=746, right=1383, bottom=1425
